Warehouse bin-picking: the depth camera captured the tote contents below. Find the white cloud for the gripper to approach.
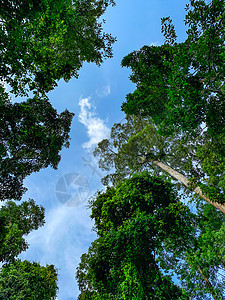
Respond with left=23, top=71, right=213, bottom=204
left=78, top=97, right=110, bottom=149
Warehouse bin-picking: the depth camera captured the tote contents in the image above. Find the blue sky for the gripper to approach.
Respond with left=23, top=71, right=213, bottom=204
left=18, top=1, right=189, bottom=299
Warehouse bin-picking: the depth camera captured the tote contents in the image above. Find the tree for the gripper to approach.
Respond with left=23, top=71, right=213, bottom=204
left=77, top=238, right=189, bottom=300
left=0, top=0, right=116, bottom=96
left=94, top=115, right=225, bottom=213
left=0, top=199, right=45, bottom=263
left=0, top=260, right=58, bottom=299
left=77, top=172, right=225, bottom=299
left=121, top=0, right=225, bottom=137
left=118, top=0, right=225, bottom=209
left=163, top=202, right=225, bottom=300
left=0, top=97, right=74, bottom=201
left=0, top=0, right=117, bottom=201
left=76, top=173, right=194, bottom=299
left=0, top=199, right=59, bottom=298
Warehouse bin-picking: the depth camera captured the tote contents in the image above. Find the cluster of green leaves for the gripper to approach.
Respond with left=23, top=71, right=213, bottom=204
left=121, top=42, right=205, bottom=135
left=0, top=198, right=59, bottom=298
left=0, top=0, right=116, bottom=96
left=0, top=260, right=58, bottom=299
left=196, top=133, right=225, bottom=203
left=0, top=97, right=74, bottom=201
left=76, top=173, right=197, bottom=299
left=122, top=0, right=225, bottom=137
left=0, top=199, right=44, bottom=263
left=159, top=202, right=225, bottom=300
left=77, top=176, right=225, bottom=298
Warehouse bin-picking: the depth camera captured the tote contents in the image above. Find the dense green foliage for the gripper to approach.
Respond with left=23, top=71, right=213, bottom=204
left=77, top=174, right=225, bottom=299
left=0, top=199, right=44, bottom=263
left=120, top=0, right=225, bottom=204
left=94, top=0, right=225, bottom=207
left=122, top=0, right=225, bottom=137
left=94, top=115, right=225, bottom=205
left=173, top=203, right=225, bottom=299
left=0, top=97, right=74, bottom=201
left=0, top=0, right=224, bottom=298
left=0, top=199, right=58, bottom=298
left=0, top=0, right=115, bottom=96
left=77, top=173, right=196, bottom=299
left=0, top=260, right=58, bottom=299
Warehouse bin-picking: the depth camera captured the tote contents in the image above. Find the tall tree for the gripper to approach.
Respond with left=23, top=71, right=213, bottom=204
left=76, top=173, right=195, bottom=299
left=0, top=0, right=116, bottom=201
left=94, top=115, right=225, bottom=213
left=0, top=97, right=74, bottom=201
left=118, top=0, right=225, bottom=208
left=0, top=260, right=58, bottom=299
left=77, top=172, right=225, bottom=299
left=121, top=0, right=225, bottom=137
left=0, top=0, right=116, bottom=96
left=0, top=1, right=116, bottom=298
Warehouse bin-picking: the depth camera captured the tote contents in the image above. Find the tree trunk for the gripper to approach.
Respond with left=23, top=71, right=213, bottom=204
left=197, top=265, right=220, bottom=300
left=140, top=157, right=225, bottom=214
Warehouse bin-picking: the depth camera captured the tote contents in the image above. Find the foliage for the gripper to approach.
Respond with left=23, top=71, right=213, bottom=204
left=78, top=1, right=225, bottom=299
left=0, top=260, right=58, bottom=299
left=0, top=0, right=116, bottom=96
left=0, top=0, right=116, bottom=298
left=0, top=97, right=74, bottom=201
left=77, top=172, right=225, bottom=299
left=94, top=115, right=225, bottom=204
left=76, top=173, right=194, bottom=299
left=94, top=115, right=168, bottom=186
left=94, top=0, right=225, bottom=205
left=196, top=133, right=225, bottom=202
left=0, top=199, right=45, bottom=263
left=167, top=203, right=225, bottom=299
left=121, top=0, right=225, bottom=137
left=119, top=0, right=225, bottom=203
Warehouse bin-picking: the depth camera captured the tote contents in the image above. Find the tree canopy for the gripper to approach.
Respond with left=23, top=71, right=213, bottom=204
left=0, top=97, right=74, bottom=201
left=85, top=1, right=225, bottom=298
left=120, top=0, right=225, bottom=204
left=0, top=260, right=58, bottom=299
left=94, top=114, right=225, bottom=215
left=121, top=0, right=225, bottom=137
left=94, top=0, right=225, bottom=211
left=0, top=199, right=45, bottom=263
left=0, top=0, right=116, bottom=96
left=77, top=173, right=225, bottom=299
left=77, top=173, right=197, bottom=299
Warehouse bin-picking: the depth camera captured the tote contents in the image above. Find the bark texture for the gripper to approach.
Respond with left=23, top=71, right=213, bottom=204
left=140, top=157, right=225, bottom=214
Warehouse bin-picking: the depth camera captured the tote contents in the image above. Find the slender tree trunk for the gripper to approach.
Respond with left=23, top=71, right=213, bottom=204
left=141, top=157, right=225, bottom=214
left=197, top=265, right=220, bottom=300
